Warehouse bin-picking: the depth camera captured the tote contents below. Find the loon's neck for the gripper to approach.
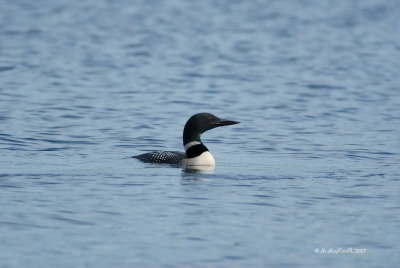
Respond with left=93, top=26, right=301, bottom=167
left=183, top=123, right=203, bottom=150
left=182, top=120, right=214, bottom=165
left=183, top=140, right=209, bottom=158
left=184, top=140, right=202, bottom=151
left=183, top=126, right=200, bottom=145
left=182, top=140, right=215, bottom=166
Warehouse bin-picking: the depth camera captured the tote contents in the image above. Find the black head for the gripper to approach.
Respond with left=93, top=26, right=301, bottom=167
left=183, top=113, right=240, bottom=144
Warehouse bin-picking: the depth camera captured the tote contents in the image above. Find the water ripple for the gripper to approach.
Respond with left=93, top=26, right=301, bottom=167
left=0, top=66, right=16, bottom=72
left=51, top=216, right=94, bottom=226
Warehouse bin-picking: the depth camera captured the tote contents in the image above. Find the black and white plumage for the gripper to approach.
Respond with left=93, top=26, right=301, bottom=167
left=133, top=151, right=186, bottom=164
left=133, top=113, right=240, bottom=166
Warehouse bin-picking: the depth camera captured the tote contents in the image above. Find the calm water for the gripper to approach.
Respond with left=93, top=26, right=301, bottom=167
left=1, top=0, right=400, bottom=267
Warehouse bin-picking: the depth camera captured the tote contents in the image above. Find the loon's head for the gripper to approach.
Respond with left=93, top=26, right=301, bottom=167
left=183, top=113, right=240, bottom=145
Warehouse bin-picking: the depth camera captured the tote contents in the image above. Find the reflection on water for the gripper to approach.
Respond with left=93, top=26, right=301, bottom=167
left=182, top=166, right=215, bottom=174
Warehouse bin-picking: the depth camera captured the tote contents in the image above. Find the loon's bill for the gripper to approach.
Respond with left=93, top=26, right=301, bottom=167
left=133, top=113, right=240, bottom=166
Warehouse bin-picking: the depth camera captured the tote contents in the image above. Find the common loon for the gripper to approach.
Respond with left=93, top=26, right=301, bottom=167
left=133, top=113, right=240, bottom=166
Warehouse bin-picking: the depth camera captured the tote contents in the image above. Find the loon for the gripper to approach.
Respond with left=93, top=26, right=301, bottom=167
left=133, top=113, right=240, bottom=166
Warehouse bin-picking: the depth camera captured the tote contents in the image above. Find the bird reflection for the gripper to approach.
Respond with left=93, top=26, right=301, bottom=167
left=182, top=165, right=215, bottom=174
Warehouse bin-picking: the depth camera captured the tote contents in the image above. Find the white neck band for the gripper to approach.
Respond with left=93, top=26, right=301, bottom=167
left=184, top=141, right=201, bottom=151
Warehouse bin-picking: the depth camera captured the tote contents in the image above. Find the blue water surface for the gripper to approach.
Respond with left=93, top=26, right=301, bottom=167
left=1, top=0, right=400, bottom=267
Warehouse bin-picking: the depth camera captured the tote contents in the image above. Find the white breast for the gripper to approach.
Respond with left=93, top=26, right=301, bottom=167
left=182, top=151, right=215, bottom=166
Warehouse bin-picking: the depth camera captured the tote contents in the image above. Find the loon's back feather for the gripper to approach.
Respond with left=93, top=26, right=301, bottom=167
left=133, top=151, right=186, bottom=164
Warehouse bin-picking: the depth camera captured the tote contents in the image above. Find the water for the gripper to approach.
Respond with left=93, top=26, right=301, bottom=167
left=1, top=0, right=400, bottom=267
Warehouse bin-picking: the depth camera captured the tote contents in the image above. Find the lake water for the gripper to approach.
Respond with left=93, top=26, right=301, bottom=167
left=1, top=0, right=399, bottom=267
